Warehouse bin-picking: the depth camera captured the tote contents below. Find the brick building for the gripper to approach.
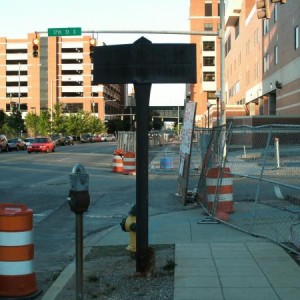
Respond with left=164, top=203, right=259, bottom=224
left=189, top=0, right=300, bottom=127
left=0, top=33, right=124, bottom=120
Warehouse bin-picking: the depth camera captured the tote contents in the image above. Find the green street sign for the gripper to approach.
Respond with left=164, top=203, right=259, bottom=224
left=48, top=27, right=82, bottom=37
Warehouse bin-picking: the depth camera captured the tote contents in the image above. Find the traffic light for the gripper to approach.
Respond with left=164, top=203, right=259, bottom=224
left=89, top=38, right=96, bottom=62
left=271, top=0, right=286, bottom=3
left=32, top=38, right=39, bottom=57
left=256, top=0, right=270, bottom=19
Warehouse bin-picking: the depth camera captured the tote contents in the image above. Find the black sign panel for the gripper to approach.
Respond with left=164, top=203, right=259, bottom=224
left=93, top=37, right=196, bottom=84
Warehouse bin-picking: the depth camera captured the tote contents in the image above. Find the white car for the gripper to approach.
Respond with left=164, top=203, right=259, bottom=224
left=24, top=137, right=35, bottom=147
left=101, top=134, right=116, bottom=142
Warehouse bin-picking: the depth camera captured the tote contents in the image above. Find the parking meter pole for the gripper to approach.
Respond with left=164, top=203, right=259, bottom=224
left=67, top=163, right=90, bottom=300
left=76, top=214, right=84, bottom=300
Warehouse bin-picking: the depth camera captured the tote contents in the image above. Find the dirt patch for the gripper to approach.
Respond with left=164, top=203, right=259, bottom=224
left=54, top=244, right=175, bottom=299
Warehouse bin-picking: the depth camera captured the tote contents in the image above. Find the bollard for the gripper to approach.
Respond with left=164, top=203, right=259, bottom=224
left=0, top=203, right=41, bottom=298
left=67, top=163, right=90, bottom=300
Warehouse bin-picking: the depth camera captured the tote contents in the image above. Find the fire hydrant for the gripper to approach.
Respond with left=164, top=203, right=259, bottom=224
left=120, top=204, right=136, bottom=253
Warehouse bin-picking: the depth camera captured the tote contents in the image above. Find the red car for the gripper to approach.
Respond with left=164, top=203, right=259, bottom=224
left=27, top=137, right=55, bottom=153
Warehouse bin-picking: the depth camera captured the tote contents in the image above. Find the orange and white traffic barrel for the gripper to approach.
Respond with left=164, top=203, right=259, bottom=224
left=0, top=203, right=38, bottom=298
left=123, top=152, right=136, bottom=175
left=112, top=149, right=124, bottom=173
left=206, top=167, right=234, bottom=214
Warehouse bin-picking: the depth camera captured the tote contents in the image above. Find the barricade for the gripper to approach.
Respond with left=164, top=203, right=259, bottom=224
left=123, top=152, right=136, bottom=175
left=0, top=203, right=38, bottom=298
left=112, top=149, right=124, bottom=173
left=206, top=167, right=234, bottom=214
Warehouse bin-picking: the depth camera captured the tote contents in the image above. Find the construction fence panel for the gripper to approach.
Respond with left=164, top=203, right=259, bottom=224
left=198, top=125, right=300, bottom=255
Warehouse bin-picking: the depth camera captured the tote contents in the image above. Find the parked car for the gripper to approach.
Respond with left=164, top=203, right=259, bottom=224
left=101, top=134, right=116, bottom=142
left=80, top=134, right=93, bottom=143
left=50, top=134, right=66, bottom=146
left=64, top=136, right=74, bottom=145
left=91, top=134, right=101, bottom=143
left=0, top=134, right=8, bottom=152
left=27, top=137, right=55, bottom=153
left=24, top=137, right=35, bottom=147
left=7, top=138, right=27, bottom=151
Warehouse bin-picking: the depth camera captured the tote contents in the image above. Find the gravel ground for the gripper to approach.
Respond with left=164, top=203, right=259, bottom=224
left=53, top=244, right=175, bottom=299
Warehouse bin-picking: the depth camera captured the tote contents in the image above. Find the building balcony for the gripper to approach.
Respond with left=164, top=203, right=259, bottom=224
left=225, top=0, right=242, bottom=27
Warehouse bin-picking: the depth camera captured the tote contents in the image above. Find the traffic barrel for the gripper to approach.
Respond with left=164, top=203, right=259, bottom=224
left=206, top=167, right=234, bottom=214
left=112, top=149, right=124, bottom=173
left=123, top=152, right=136, bottom=175
left=0, top=203, right=39, bottom=298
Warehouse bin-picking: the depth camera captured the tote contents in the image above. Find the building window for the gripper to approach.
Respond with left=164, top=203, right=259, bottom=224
left=225, top=34, right=231, bottom=56
left=203, top=72, right=215, bottom=81
left=204, top=23, right=213, bottom=31
left=274, top=4, right=278, bottom=22
left=263, top=19, right=269, bottom=35
left=203, top=41, right=215, bottom=51
left=203, top=57, right=215, bottom=66
left=205, top=2, right=212, bottom=16
left=235, top=20, right=240, bottom=39
left=274, top=45, right=278, bottom=65
left=207, top=91, right=216, bottom=99
left=295, top=26, right=299, bottom=50
left=62, top=103, right=83, bottom=113
left=264, top=53, right=270, bottom=73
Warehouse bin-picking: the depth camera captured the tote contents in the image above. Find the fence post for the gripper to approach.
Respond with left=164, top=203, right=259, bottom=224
left=274, top=137, right=280, bottom=168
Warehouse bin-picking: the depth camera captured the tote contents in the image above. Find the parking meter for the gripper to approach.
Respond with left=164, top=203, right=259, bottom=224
left=67, top=163, right=90, bottom=299
left=67, top=163, right=90, bottom=214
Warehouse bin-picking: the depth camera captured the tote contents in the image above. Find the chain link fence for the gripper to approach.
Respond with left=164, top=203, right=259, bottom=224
left=197, top=125, right=300, bottom=255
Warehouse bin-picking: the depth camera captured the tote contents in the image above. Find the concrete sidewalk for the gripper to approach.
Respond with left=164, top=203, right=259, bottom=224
left=43, top=207, right=300, bottom=299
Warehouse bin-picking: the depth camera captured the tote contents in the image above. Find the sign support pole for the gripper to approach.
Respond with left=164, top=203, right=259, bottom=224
left=134, top=83, right=153, bottom=274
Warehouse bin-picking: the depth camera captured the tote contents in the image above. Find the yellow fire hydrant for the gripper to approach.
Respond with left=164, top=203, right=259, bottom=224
left=120, top=204, right=136, bottom=253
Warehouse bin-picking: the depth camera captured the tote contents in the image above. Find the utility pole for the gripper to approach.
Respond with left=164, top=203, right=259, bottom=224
left=18, top=63, right=21, bottom=112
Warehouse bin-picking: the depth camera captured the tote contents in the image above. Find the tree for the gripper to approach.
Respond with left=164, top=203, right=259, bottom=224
left=6, top=106, right=25, bottom=136
left=65, top=112, right=86, bottom=139
left=0, top=110, right=7, bottom=132
left=37, top=110, right=51, bottom=136
left=52, top=103, right=67, bottom=134
left=85, top=113, right=106, bottom=134
left=25, top=112, right=39, bottom=137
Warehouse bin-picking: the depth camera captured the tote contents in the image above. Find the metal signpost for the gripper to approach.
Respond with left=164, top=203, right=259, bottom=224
left=93, top=37, right=196, bottom=275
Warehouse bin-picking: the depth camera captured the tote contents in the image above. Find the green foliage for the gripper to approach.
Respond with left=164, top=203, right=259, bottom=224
left=6, top=107, right=25, bottom=136
left=0, top=110, right=7, bottom=131
left=52, top=103, right=67, bottom=134
left=25, top=112, right=39, bottom=136
left=37, top=110, right=51, bottom=136
left=1, top=107, right=107, bottom=138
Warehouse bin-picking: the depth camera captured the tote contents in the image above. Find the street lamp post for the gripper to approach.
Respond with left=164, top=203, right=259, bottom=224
left=18, top=63, right=21, bottom=112
left=207, top=102, right=212, bottom=128
left=215, top=90, right=220, bottom=127
left=50, top=80, right=54, bottom=134
left=50, top=78, right=59, bottom=134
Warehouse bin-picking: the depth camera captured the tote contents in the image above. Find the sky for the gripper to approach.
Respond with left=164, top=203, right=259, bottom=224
left=1, top=0, right=191, bottom=106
